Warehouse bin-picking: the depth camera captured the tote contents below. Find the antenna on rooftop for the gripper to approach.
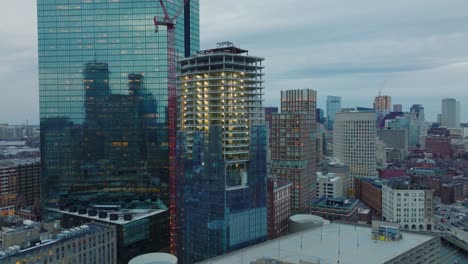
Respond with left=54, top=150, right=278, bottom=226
left=300, top=232, right=303, bottom=249
left=338, top=223, right=341, bottom=260
left=321, top=225, right=323, bottom=244
left=357, top=231, right=360, bottom=247
left=277, top=237, right=281, bottom=258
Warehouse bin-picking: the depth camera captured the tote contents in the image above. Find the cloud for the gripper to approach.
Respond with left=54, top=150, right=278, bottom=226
left=1, top=0, right=468, bottom=123
left=200, top=0, right=468, bottom=121
left=0, top=0, right=38, bottom=124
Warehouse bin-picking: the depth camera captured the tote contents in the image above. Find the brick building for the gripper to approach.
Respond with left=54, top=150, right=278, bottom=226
left=267, top=178, right=292, bottom=239
left=0, top=159, right=40, bottom=217
left=0, top=223, right=116, bottom=264
left=425, top=136, right=451, bottom=158
left=310, top=197, right=359, bottom=222
left=441, top=182, right=468, bottom=204
left=355, top=178, right=383, bottom=217
left=270, top=89, right=317, bottom=212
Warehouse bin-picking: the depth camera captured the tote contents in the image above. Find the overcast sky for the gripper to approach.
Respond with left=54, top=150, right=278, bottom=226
left=1, top=0, right=468, bottom=124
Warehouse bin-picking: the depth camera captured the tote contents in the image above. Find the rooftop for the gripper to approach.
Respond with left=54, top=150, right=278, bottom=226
left=384, top=177, right=433, bottom=190
left=324, top=157, right=346, bottom=167
left=49, top=207, right=166, bottom=225
left=197, top=222, right=438, bottom=264
left=317, top=172, right=341, bottom=182
left=311, top=197, right=359, bottom=210
left=0, top=223, right=110, bottom=260
left=0, top=158, right=39, bottom=167
left=196, top=41, right=248, bottom=55
left=358, top=177, right=383, bottom=189
left=268, top=178, right=292, bottom=190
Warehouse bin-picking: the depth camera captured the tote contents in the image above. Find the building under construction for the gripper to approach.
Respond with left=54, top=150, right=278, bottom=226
left=176, top=42, right=267, bottom=263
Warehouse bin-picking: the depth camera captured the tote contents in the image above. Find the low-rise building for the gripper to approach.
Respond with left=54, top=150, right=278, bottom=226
left=322, top=157, right=350, bottom=196
left=51, top=206, right=168, bottom=264
left=0, top=158, right=40, bottom=218
left=358, top=207, right=372, bottom=224
left=441, top=181, right=468, bottom=204
left=310, top=197, right=359, bottom=222
left=382, top=180, right=434, bottom=231
left=355, top=178, right=383, bottom=217
left=316, top=172, right=343, bottom=198
left=267, top=178, right=292, bottom=239
left=198, top=221, right=440, bottom=264
left=0, top=222, right=116, bottom=264
left=425, top=135, right=452, bottom=158
left=378, top=167, right=407, bottom=179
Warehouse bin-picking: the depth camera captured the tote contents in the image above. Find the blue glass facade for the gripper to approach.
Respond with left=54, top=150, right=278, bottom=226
left=409, top=104, right=427, bottom=147
left=177, top=126, right=267, bottom=263
left=37, top=0, right=199, bottom=208
left=326, top=96, right=341, bottom=130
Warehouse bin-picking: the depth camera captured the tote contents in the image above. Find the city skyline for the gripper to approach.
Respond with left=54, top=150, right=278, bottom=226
left=2, top=0, right=468, bottom=124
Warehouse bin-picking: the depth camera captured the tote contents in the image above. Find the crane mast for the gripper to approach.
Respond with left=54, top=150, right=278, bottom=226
left=153, top=0, right=189, bottom=256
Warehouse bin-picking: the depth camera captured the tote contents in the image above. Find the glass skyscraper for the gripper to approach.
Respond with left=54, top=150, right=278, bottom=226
left=409, top=104, right=427, bottom=147
left=326, top=96, right=341, bottom=130
left=37, top=0, right=199, bottom=209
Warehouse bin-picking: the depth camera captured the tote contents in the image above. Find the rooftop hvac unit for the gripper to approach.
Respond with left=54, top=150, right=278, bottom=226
left=98, top=212, right=108, bottom=219
left=88, top=209, right=97, bottom=216
left=123, top=214, right=133, bottom=221
left=110, top=214, right=119, bottom=221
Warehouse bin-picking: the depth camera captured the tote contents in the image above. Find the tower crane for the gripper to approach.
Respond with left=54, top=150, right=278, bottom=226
left=153, top=0, right=189, bottom=255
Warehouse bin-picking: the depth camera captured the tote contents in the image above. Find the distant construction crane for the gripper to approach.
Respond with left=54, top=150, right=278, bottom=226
left=153, top=0, right=188, bottom=255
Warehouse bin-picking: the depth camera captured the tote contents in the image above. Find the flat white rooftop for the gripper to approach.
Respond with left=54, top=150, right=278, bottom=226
left=48, top=208, right=166, bottom=225
left=198, top=223, right=438, bottom=264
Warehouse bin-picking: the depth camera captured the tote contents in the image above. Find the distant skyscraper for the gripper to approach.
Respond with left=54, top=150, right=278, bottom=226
left=393, top=104, right=403, bottom=112
left=326, top=96, right=341, bottom=130
left=437, top=114, right=442, bottom=125
left=316, top=108, right=325, bottom=124
left=374, top=95, right=392, bottom=110
left=374, top=95, right=392, bottom=128
left=441, top=98, right=460, bottom=128
left=270, top=89, right=317, bottom=212
left=409, top=104, right=427, bottom=147
left=333, top=111, right=378, bottom=192
left=177, top=43, right=267, bottom=263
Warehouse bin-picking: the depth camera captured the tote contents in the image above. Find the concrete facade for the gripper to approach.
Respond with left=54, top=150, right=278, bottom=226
left=382, top=183, right=435, bottom=231
left=0, top=223, right=116, bottom=264
left=333, top=111, right=378, bottom=191
left=315, top=172, right=343, bottom=198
